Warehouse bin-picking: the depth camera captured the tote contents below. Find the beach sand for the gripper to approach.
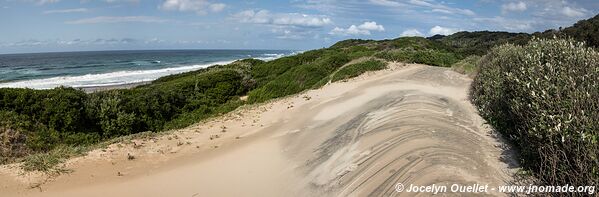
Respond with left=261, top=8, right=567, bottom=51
left=0, top=63, right=518, bottom=196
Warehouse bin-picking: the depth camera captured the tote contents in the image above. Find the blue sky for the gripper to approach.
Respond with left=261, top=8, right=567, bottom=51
left=1, top=0, right=598, bottom=54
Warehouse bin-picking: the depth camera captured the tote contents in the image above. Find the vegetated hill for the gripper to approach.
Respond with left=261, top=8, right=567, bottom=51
left=540, top=14, right=599, bottom=48
left=433, top=31, right=531, bottom=56
left=333, top=13, right=599, bottom=59
left=428, top=13, right=599, bottom=57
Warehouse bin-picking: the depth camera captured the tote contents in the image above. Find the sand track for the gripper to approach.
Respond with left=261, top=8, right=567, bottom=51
left=0, top=64, right=517, bottom=197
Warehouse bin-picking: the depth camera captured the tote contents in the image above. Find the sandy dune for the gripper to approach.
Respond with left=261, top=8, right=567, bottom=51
left=0, top=64, right=517, bottom=197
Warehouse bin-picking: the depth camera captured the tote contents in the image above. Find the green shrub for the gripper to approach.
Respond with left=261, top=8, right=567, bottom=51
left=389, top=37, right=454, bottom=51
left=332, top=60, right=387, bottom=82
left=0, top=66, right=249, bottom=166
left=451, top=55, right=481, bottom=77
left=248, top=50, right=351, bottom=103
left=86, top=91, right=135, bottom=137
left=471, top=38, right=598, bottom=187
left=375, top=48, right=459, bottom=67
left=0, top=111, right=31, bottom=164
left=0, top=87, right=89, bottom=133
left=438, top=31, right=531, bottom=56
left=251, top=49, right=325, bottom=86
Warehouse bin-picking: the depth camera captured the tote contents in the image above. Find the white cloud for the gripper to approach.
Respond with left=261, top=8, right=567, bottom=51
left=66, top=16, right=169, bottom=24
left=104, top=0, right=139, bottom=2
left=36, top=0, right=59, bottom=5
left=232, top=10, right=332, bottom=27
left=371, top=0, right=475, bottom=16
left=273, top=14, right=332, bottom=27
left=0, top=38, right=140, bottom=47
left=429, top=26, right=459, bottom=36
left=25, top=0, right=138, bottom=5
left=43, top=8, right=88, bottom=14
left=330, top=26, right=370, bottom=36
left=473, top=16, right=533, bottom=31
left=160, top=0, right=226, bottom=15
left=144, top=38, right=165, bottom=44
left=209, top=3, right=226, bottom=12
left=400, top=29, right=424, bottom=37
left=502, top=2, right=527, bottom=13
left=329, top=21, right=385, bottom=36
left=369, top=0, right=406, bottom=7
left=358, top=21, right=385, bottom=31
left=274, top=29, right=306, bottom=40
left=561, top=6, right=585, bottom=17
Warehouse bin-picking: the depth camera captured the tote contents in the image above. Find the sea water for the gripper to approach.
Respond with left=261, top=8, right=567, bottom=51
left=0, top=50, right=295, bottom=89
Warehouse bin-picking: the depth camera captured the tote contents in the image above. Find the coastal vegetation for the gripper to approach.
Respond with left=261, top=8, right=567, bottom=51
left=450, top=55, right=481, bottom=77
left=471, top=38, right=598, bottom=188
left=331, top=59, right=387, bottom=82
left=0, top=13, right=597, bottom=191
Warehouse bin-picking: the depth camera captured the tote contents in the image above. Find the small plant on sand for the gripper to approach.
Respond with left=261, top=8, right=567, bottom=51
left=127, top=153, right=135, bottom=160
left=20, top=145, right=82, bottom=173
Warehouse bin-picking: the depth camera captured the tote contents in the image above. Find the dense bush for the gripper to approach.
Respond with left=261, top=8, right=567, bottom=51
left=0, top=87, right=89, bottom=134
left=251, top=49, right=325, bottom=86
left=248, top=50, right=351, bottom=103
left=100, top=68, right=246, bottom=134
left=331, top=59, right=387, bottom=82
left=0, top=65, right=249, bottom=160
left=0, top=110, right=32, bottom=164
left=375, top=48, right=459, bottom=67
left=471, top=38, right=598, bottom=188
left=437, top=31, right=531, bottom=56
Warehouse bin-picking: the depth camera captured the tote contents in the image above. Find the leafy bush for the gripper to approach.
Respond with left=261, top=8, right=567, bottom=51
left=331, top=59, right=387, bottom=82
left=471, top=38, right=598, bottom=187
left=85, top=91, right=136, bottom=137
left=0, top=110, right=31, bottom=164
left=0, top=87, right=89, bottom=133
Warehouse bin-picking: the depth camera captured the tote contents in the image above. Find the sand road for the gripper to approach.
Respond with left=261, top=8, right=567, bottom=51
left=0, top=64, right=517, bottom=196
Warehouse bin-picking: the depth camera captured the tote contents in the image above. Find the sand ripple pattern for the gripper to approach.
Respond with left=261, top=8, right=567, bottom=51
left=294, top=66, right=514, bottom=196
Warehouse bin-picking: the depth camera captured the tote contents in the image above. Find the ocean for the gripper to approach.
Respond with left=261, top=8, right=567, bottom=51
left=0, top=50, right=295, bottom=89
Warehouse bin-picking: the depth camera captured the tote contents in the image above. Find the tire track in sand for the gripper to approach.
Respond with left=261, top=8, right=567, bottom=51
left=288, top=65, right=516, bottom=196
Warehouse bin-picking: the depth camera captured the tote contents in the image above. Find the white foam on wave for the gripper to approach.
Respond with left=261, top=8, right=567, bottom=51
left=0, top=60, right=235, bottom=90
left=255, top=51, right=301, bottom=61
left=255, top=53, right=285, bottom=61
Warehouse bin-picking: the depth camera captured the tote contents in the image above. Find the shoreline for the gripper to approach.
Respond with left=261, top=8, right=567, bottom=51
left=0, top=53, right=295, bottom=92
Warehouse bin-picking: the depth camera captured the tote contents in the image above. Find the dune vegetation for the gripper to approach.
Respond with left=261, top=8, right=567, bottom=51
left=331, top=59, right=388, bottom=82
left=0, top=13, right=598, bottom=189
left=471, top=38, right=598, bottom=188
